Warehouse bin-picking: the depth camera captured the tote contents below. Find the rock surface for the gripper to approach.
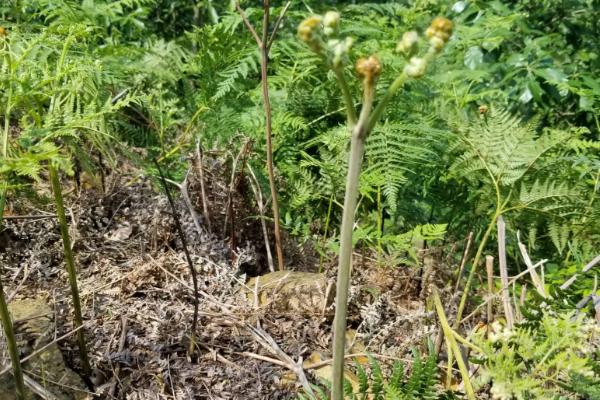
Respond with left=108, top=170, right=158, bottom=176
left=0, top=298, right=89, bottom=400
left=245, top=271, right=334, bottom=315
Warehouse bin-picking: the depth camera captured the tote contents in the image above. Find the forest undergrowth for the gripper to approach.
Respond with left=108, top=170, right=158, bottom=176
left=1, top=0, right=599, bottom=399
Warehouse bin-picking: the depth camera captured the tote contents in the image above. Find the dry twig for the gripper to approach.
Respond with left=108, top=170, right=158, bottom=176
left=236, top=0, right=292, bottom=271
left=107, top=315, right=128, bottom=398
left=497, top=216, right=515, bottom=328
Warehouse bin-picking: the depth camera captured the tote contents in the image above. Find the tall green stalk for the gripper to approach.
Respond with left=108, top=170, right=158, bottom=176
left=0, top=33, right=26, bottom=396
left=49, top=165, right=92, bottom=378
left=0, top=189, right=26, bottom=400
left=331, top=66, right=376, bottom=400
left=297, top=15, right=454, bottom=399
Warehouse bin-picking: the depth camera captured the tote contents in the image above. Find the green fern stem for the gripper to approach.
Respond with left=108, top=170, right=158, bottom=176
left=366, top=49, right=438, bottom=133
left=56, top=34, right=74, bottom=81
left=433, top=289, right=476, bottom=400
left=0, top=188, right=27, bottom=400
left=332, top=65, right=357, bottom=128
left=366, top=55, right=432, bottom=134
left=0, top=45, right=26, bottom=396
left=49, top=165, right=92, bottom=379
left=366, top=72, right=407, bottom=133
left=331, top=76, right=375, bottom=400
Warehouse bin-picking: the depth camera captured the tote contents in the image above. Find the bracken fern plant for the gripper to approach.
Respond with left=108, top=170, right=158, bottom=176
left=472, top=311, right=600, bottom=400
left=447, top=107, right=593, bottom=325
left=298, top=351, right=452, bottom=400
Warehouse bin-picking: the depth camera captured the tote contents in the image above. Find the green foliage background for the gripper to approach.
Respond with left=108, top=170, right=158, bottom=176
left=1, top=1, right=599, bottom=399
left=1, top=0, right=598, bottom=285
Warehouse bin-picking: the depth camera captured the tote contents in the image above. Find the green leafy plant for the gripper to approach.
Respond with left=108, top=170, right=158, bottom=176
left=298, top=350, right=447, bottom=400
left=0, top=26, right=26, bottom=400
left=236, top=0, right=291, bottom=271
left=473, top=311, right=600, bottom=399
left=448, top=108, right=586, bottom=325
left=0, top=17, right=133, bottom=389
left=298, top=11, right=454, bottom=399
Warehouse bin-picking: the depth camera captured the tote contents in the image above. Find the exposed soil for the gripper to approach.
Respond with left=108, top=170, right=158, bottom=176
left=0, top=155, right=456, bottom=399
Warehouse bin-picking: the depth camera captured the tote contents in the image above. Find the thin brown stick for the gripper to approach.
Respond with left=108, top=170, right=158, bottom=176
left=236, top=0, right=286, bottom=271
left=154, top=159, right=200, bottom=357
left=247, top=164, right=275, bottom=272
left=485, top=256, right=494, bottom=327
left=245, top=324, right=314, bottom=396
left=497, top=216, right=514, bottom=328
left=266, top=2, right=292, bottom=50
left=107, top=315, right=128, bottom=398
left=22, top=374, right=61, bottom=400
left=454, top=231, right=474, bottom=292
left=235, top=3, right=262, bottom=45
left=199, top=343, right=240, bottom=370
left=195, top=138, right=212, bottom=233
left=165, top=169, right=202, bottom=236
left=240, top=351, right=288, bottom=368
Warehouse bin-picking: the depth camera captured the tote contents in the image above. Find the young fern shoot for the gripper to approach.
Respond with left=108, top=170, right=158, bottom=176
left=49, top=164, right=93, bottom=379
left=298, top=14, right=453, bottom=400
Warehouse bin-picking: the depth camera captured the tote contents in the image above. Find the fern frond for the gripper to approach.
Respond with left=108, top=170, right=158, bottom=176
left=450, top=108, right=569, bottom=186
left=212, top=46, right=260, bottom=101
left=518, top=180, right=577, bottom=209
left=364, top=121, right=445, bottom=212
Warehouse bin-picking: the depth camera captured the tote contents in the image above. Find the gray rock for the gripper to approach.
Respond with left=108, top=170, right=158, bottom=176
left=0, top=298, right=89, bottom=400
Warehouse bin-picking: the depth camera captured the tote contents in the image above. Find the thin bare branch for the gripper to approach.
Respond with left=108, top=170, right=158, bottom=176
left=497, top=216, right=515, bottom=328
left=108, top=315, right=128, bottom=398
left=454, top=231, right=474, bottom=292
left=235, top=2, right=262, bottom=46
left=247, top=164, right=275, bottom=272
left=195, top=138, right=212, bottom=233
left=561, top=253, right=600, bottom=290
left=165, top=168, right=203, bottom=236
left=266, top=1, right=292, bottom=51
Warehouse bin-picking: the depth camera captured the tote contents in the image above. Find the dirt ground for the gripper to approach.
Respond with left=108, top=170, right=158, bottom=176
left=0, top=157, right=454, bottom=399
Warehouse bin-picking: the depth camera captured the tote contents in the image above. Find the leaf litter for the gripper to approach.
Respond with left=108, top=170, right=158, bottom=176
left=0, top=155, right=453, bottom=399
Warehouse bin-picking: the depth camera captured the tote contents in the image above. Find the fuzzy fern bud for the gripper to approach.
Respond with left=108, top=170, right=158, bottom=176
left=426, top=17, right=453, bottom=48
left=403, top=56, right=427, bottom=78
left=396, top=31, right=419, bottom=56
left=356, top=56, right=381, bottom=85
left=329, top=37, right=354, bottom=67
left=323, top=11, right=341, bottom=37
left=298, top=15, right=324, bottom=52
